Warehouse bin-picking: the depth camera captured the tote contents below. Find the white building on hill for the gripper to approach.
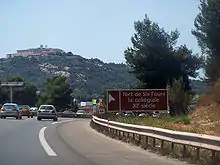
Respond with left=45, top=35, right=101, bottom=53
left=6, top=45, right=64, bottom=58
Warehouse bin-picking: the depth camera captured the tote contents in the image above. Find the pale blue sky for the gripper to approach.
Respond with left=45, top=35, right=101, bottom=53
left=0, top=0, right=200, bottom=64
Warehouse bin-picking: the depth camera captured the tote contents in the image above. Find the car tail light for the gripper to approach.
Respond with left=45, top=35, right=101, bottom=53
left=1, top=108, right=5, bottom=111
left=38, top=110, right=41, bottom=113
left=51, top=110, right=55, bottom=113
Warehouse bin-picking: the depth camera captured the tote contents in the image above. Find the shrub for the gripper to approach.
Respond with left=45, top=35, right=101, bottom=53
left=168, top=78, right=193, bottom=116
left=213, top=78, right=220, bottom=104
left=174, top=116, right=191, bottom=125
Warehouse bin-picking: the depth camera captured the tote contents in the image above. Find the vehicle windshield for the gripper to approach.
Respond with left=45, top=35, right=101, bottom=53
left=30, top=108, right=37, bottom=111
left=40, top=106, right=53, bottom=110
left=3, top=105, right=16, bottom=110
left=19, top=105, right=29, bottom=109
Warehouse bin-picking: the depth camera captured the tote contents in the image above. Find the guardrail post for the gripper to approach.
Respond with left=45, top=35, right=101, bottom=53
left=161, top=140, right=164, bottom=149
left=212, top=150, right=215, bottom=161
left=171, top=142, right=174, bottom=152
left=145, top=136, right=149, bottom=149
left=119, top=131, right=121, bottom=139
left=196, top=147, right=200, bottom=160
left=182, top=145, right=186, bottom=158
left=122, top=131, right=125, bottom=137
left=152, top=138, right=156, bottom=147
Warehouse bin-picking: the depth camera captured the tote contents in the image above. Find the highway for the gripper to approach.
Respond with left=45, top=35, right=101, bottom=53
left=0, top=117, right=188, bottom=165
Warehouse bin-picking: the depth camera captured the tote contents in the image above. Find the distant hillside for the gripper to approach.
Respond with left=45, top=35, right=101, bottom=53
left=0, top=54, right=136, bottom=100
left=0, top=53, right=206, bottom=100
left=190, top=79, right=207, bottom=94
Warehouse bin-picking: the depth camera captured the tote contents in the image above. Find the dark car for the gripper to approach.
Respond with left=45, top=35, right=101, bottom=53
left=61, top=111, right=76, bottom=118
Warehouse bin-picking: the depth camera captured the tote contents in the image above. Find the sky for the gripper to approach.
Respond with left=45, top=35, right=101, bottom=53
left=0, top=0, right=201, bottom=64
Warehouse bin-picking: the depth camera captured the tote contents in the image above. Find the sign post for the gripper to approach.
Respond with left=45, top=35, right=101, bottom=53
left=92, top=99, right=97, bottom=114
left=1, top=82, right=24, bottom=103
left=107, top=89, right=168, bottom=112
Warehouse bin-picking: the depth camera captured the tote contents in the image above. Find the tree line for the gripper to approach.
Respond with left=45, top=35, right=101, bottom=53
left=0, top=75, right=78, bottom=112
left=123, top=0, right=218, bottom=115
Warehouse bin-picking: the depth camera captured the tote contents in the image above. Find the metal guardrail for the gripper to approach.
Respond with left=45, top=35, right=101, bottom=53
left=92, top=116, right=220, bottom=160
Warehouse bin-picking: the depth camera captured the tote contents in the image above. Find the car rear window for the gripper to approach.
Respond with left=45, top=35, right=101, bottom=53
left=20, top=105, right=29, bottom=109
left=40, top=106, right=53, bottom=110
left=3, top=105, right=16, bottom=110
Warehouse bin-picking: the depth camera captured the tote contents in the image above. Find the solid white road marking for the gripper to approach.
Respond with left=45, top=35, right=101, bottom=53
left=51, top=119, right=73, bottom=125
left=39, top=127, right=57, bottom=156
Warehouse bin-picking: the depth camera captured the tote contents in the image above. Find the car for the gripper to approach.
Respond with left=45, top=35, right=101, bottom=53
left=124, top=111, right=135, bottom=117
left=0, top=103, right=22, bottom=119
left=61, top=110, right=76, bottom=118
left=19, top=105, right=32, bottom=118
left=116, top=111, right=125, bottom=116
left=30, top=107, right=38, bottom=116
left=138, top=112, right=147, bottom=117
left=75, top=110, right=87, bottom=118
left=37, top=105, right=58, bottom=121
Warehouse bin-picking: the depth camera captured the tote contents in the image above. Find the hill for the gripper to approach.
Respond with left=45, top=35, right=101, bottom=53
left=0, top=53, right=206, bottom=101
left=0, top=54, right=136, bottom=100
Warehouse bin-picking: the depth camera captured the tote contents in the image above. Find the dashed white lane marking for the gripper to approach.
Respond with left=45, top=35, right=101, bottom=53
left=39, top=127, right=57, bottom=156
left=51, top=119, right=73, bottom=125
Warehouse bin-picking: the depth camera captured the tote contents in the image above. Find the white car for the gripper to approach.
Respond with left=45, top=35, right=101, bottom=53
left=37, top=105, right=58, bottom=121
left=76, top=110, right=87, bottom=117
left=138, top=113, right=147, bottom=117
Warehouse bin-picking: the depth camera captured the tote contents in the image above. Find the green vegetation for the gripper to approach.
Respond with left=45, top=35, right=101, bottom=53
left=124, top=14, right=203, bottom=116
left=0, top=53, right=205, bottom=102
left=192, top=0, right=220, bottom=83
left=0, top=75, right=76, bottom=111
left=115, top=0, right=220, bottom=136
left=0, top=55, right=136, bottom=101
left=125, top=15, right=203, bottom=90
left=37, top=75, right=72, bottom=110
left=0, top=75, right=38, bottom=106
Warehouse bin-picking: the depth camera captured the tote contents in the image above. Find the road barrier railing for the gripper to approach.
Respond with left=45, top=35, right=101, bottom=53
left=92, top=115, right=220, bottom=161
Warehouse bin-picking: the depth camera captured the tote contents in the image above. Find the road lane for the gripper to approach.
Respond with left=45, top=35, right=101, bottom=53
left=45, top=119, right=98, bottom=165
left=56, top=119, right=189, bottom=165
left=0, top=117, right=189, bottom=165
left=0, top=117, right=73, bottom=165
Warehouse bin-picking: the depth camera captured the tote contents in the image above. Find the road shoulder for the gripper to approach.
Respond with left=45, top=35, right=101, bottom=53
left=56, top=119, right=188, bottom=165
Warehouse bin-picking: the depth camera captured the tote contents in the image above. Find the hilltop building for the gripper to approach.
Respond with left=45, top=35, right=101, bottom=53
left=6, top=45, right=64, bottom=58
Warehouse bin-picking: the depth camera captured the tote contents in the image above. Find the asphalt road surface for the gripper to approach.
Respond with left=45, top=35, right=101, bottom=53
left=0, top=117, right=188, bottom=165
